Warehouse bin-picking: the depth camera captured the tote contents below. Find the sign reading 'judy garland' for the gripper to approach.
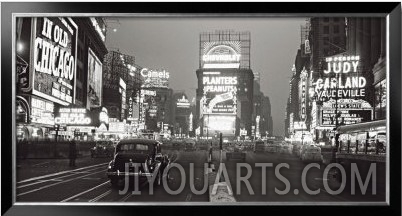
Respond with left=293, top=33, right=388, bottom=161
left=32, top=17, right=77, bottom=106
left=315, top=55, right=373, bottom=127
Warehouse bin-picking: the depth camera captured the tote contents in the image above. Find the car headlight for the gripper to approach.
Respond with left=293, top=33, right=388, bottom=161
left=108, top=161, right=114, bottom=169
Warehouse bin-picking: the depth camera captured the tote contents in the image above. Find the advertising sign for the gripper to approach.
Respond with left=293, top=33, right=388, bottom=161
left=299, top=69, right=308, bottom=120
left=314, top=55, right=366, bottom=102
left=55, top=108, right=90, bottom=125
left=201, top=74, right=238, bottom=116
left=108, top=122, right=125, bottom=132
left=141, top=68, right=169, bottom=88
left=321, top=109, right=372, bottom=126
left=16, top=55, right=29, bottom=91
left=87, top=48, right=102, bottom=108
left=177, top=95, right=190, bottom=108
left=204, top=115, right=236, bottom=136
left=320, top=99, right=373, bottom=126
left=31, top=17, right=77, bottom=106
left=202, top=41, right=241, bottom=69
left=119, top=78, right=126, bottom=120
left=127, top=97, right=134, bottom=121
left=31, top=97, right=54, bottom=126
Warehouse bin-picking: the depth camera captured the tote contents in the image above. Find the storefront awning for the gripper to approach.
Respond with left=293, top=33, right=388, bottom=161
left=337, top=120, right=386, bottom=133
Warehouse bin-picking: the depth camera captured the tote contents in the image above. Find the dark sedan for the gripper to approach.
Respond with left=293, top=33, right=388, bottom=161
left=106, top=139, right=170, bottom=187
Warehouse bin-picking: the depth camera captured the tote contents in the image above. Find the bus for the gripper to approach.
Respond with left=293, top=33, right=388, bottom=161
left=336, top=119, right=386, bottom=155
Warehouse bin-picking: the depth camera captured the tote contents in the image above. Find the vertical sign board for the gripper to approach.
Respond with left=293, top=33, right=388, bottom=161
left=87, top=48, right=103, bottom=108
left=314, top=55, right=373, bottom=126
left=31, top=17, right=78, bottom=106
left=119, top=78, right=126, bottom=120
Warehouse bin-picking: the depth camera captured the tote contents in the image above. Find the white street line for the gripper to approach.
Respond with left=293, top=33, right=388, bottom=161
left=119, top=181, right=148, bottom=202
left=60, top=181, right=110, bottom=202
left=32, top=162, right=51, bottom=167
left=17, top=162, right=108, bottom=184
left=82, top=177, right=101, bottom=180
left=17, top=170, right=106, bottom=197
left=17, top=166, right=106, bottom=189
left=89, top=190, right=112, bottom=202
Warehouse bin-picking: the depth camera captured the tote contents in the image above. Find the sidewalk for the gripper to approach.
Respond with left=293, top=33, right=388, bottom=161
left=16, top=156, right=111, bottom=182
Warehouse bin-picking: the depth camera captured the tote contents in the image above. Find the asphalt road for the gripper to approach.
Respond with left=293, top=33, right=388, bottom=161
left=16, top=149, right=385, bottom=203
left=16, top=150, right=209, bottom=203
left=221, top=150, right=386, bottom=202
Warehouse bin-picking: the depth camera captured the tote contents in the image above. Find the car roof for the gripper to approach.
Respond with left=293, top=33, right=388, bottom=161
left=116, top=139, right=160, bottom=146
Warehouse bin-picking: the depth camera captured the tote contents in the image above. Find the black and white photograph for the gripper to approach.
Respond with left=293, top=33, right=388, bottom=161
left=1, top=2, right=402, bottom=216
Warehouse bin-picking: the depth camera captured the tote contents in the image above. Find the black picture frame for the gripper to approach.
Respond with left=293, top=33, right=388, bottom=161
left=1, top=2, right=401, bottom=216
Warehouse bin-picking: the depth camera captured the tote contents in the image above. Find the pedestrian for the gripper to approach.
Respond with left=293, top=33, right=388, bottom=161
left=69, top=137, right=77, bottom=167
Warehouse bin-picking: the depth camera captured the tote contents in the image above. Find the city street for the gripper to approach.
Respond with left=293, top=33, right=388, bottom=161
left=16, top=148, right=385, bottom=203
left=16, top=150, right=209, bottom=202
left=222, top=151, right=385, bottom=202
left=13, top=16, right=388, bottom=204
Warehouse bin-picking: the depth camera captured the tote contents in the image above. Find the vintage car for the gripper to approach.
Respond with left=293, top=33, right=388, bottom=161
left=279, top=142, right=293, bottom=154
left=106, top=139, right=170, bottom=187
left=292, top=144, right=301, bottom=156
left=183, top=139, right=197, bottom=151
left=265, top=141, right=281, bottom=153
left=226, top=142, right=246, bottom=161
left=301, top=144, right=323, bottom=163
left=91, top=140, right=114, bottom=158
left=254, top=140, right=265, bottom=153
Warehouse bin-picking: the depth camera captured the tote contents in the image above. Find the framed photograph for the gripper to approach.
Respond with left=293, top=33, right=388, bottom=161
left=1, top=2, right=401, bottom=216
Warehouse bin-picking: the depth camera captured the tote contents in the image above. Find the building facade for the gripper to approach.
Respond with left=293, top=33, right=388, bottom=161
left=195, top=30, right=254, bottom=139
left=15, top=17, right=108, bottom=141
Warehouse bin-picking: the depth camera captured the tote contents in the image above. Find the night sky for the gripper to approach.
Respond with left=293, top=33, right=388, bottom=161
left=106, top=17, right=307, bottom=136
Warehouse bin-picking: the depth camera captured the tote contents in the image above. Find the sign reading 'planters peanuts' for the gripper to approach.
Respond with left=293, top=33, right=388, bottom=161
left=31, top=17, right=78, bottom=106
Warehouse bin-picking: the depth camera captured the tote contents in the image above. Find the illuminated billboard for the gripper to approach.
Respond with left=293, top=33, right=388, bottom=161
left=204, top=115, right=236, bottom=136
left=202, top=42, right=241, bottom=69
left=140, top=68, right=169, bottom=88
left=314, top=55, right=374, bottom=127
left=200, top=73, right=238, bottom=117
left=176, top=95, right=190, bottom=108
left=87, top=48, right=103, bottom=108
left=314, top=55, right=366, bottom=101
left=320, top=99, right=373, bottom=126
left=31, top=17, right=78, bottom=106
left=55, top=108, right=91, bottom=125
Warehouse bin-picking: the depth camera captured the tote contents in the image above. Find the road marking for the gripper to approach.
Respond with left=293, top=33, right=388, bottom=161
left=60, top=181, right=110, bottom=202
left=17, top=166, right=106, bottom=189
left=17, top=170, right=106, bottom=197
left=37, top=179, right=63, bottom=182
left=82, top=177, right=101, bottom=181
left=119, top=181, right=148, bottom=202
left=17, top=162, right=108, bottom=184
left=89, top=190, right=112, bottom=202
left=32, top=162, right=51, bottom=167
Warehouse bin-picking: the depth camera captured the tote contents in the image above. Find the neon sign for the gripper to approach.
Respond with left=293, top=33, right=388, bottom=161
left=55, top=108, right=91, bottom=125
left=34, top=18, right=75, bottom=81
left=90, top=18, right=106, bottom=42
left=140, top=68, right=170, bottom=79
left=140, top=68, right=170, bottom=88
left=203, top=76, right=238, bottom=93
left=315, top=55, right=367, bottom=100
left=177, top=95, right=190, bottom=108
left=202, top=44, right=241, bottom=69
